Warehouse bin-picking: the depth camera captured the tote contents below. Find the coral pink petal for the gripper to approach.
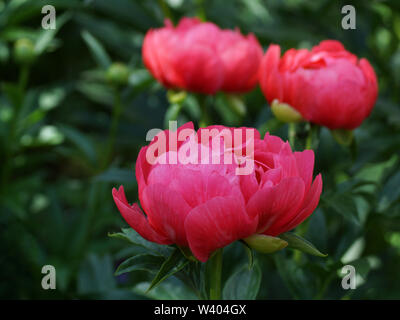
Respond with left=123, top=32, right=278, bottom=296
left=247, top=177, right=305, bottom=234
left=185, top=195, right=257, bottom=262
left=112, top=186, right=171, bottom=244
left=142, top=183, right=192, bottom=247
left=281, top=173, right=323, bottom=233
left=294, top=150, right=315, bottom=192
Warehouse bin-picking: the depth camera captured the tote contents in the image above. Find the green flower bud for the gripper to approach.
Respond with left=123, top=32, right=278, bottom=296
left=13, top=38, right=35, bottom=65
left=167, top=90, right=187, bottom=104
left=271, top=99, right=303, bottom=123
left=106, top=62, right=130, bottom=86
left=243, top=234, right=288, bottom=254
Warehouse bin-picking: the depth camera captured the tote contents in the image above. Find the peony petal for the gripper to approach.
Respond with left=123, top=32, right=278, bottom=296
left=294, top=150, right=315, bottom=192
left=246, top=177, right=305, bottom=234
left=185, top=195, right=257, bottom=262
left=112, top=186, right=171, bottom=244
left=259, top=44, right=283, bottom=103
left=172, top=43, right=224, bottom=94
left=142, top=183, right=192, bottom=246
left=280, top=173, right=323, bottom=233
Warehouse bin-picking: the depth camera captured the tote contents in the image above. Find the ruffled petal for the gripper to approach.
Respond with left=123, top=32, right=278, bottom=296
left=246, top=177, right=305, bottom=234
left=294, top=150, right=315, bottom=192
left=112, top=186, right=171, bottom=244
left=185, top=195, right=257, bottom=262
left=142, top=183, right=192, bottom=246
left=280, top=173, right=323, bottom=233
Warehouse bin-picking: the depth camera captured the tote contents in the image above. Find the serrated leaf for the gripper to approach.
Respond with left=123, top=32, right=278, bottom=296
left=147, top=249, right=189, bottom=292
left=279, top=232, right=327, bottom=257
left=108, top=228, right=173, bottom=257
left=115, top=254, right=164, bottom=276
left=223, top=263, right=261, bottom=300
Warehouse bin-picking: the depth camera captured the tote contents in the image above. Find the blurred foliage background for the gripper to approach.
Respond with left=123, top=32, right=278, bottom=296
left=0, top=0, right=400, bottom=299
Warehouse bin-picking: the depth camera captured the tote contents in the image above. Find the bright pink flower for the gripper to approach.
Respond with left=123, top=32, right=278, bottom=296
left=142, top=17, right=263, bottom=94
left=112, top=123, right=322, bottom=262
left=259, top=40, right=378, bottom=129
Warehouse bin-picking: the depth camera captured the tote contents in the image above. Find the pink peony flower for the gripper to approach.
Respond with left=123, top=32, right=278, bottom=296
left=142, top=17, right=263, bottom=94
left=259, top=40, right=378, bottom=129
left=113, top=123, right=322, bottom=262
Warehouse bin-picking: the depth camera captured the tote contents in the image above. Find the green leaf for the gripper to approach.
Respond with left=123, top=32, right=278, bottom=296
left=134, top=279, right=198, bottom=300
left=81, top=30, right=112, bottom=70
left=240, top=241, right=255, bottom=269
left=147, top=249, right=189, bottom=292
left=108, top=228, right=173, bottom=257
left=225, top=94, right=247, bottom=117
left=223, top=263, right=262, bottom=300
left=58, top=124, right=97, bottom=164
left=322, top=192, right=360, bottom=226
left=34, top=13, right=71, bottom=55
left=379, top=170, right=400, bottom=211
left=78, top=254, right=116, bottom=294
left=93, top=168, right=135, bottom=184
left=279, top=232, right=327, bottom=257
left=115, top=254, right=164, bottom=276
left=273, top=252, right=312, bottom=299
left=164, top=103, right=183, bottom=128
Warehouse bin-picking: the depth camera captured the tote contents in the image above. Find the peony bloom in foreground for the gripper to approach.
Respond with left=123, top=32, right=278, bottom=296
left=142, top=17, right=263, bottom=94
left=112, top=122, right=322, bottom=262
left=259, top=40, right=378, bottom=129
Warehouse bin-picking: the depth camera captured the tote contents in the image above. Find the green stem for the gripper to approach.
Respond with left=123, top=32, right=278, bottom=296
left=288, top=123, right=296, bottom=149
left=209, top=249, right=223, bottom=300
left=305, top=127, right=313, bottom=150
left=305, top=124, right=320, bottom=150
left=158, top=0, right=173, bottom=21
left=101, top=88, right=122, bottom=170
left=195, top=0, right=206, bottom=21
left=198, top=95, right=210, bottom=128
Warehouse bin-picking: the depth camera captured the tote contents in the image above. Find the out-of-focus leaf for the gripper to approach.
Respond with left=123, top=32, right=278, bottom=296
left=34, top=12, right=71, bottom=55
left=58, top=124, right=97, bottom=164
left=223, top=262, right=261, bottom=300
left=77, top=254, right=116, bottom=295
left=379, top=170, right=400, bottom=211
left=81, top=30, right=111, bottom=70
left=134, top=278, right=198, bottom=300
left=273, top=252, right=313, bottom=299
left=75, top=81, right=114, bottom=105
left=93, top=168, right=135, bottom=184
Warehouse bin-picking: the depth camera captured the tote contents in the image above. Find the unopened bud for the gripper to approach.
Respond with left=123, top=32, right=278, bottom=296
left=271, top=99, right=303, bottom=123
left=106, top=62, right=130, bottom=86
left=243, top=234, right=288, bottom=254
left=13, top=38, right=35, bottom=65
